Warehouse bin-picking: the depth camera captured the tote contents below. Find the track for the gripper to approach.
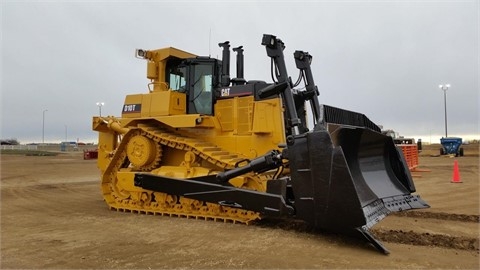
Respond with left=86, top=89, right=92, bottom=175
left=101, top=125, right=270, bottom=225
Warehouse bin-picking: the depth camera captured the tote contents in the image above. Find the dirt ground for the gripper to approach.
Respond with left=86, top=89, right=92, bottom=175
left=1, top=144, right=479, bottom=269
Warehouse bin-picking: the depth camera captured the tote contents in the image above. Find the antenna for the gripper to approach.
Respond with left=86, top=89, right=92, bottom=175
left=209, top=28, right=212, bottom=57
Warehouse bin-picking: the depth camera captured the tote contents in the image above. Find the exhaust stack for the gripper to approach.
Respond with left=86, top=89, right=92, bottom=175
left=232, top=46, right=246, bottom=85
left=218, top=41, right=231, bottom=87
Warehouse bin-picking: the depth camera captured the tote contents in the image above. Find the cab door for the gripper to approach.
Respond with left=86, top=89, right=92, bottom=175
left=187, top=60, right=217, bottom=115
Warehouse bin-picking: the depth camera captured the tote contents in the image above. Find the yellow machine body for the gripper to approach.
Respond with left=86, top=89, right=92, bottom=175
left=92, top=45, right=286, bottom=223
left=92, top=35, right=428, bottom=253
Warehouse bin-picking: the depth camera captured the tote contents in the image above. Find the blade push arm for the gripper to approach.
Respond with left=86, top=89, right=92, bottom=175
left=216, top=150, right=283, bottom=183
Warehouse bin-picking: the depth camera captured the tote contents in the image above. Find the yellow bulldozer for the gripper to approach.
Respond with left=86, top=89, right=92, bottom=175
left=92, top=34, right=428, bottom=253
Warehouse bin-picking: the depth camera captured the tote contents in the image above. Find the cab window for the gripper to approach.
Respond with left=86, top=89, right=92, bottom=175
left=192, top=64, right=213, bottom=115
left=169, top=66, right=187, bottom=92
left=166, top=58, right=187, bottom=92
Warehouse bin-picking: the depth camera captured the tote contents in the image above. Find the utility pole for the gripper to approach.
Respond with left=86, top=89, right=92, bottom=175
left=42, top=109, right=48, bottom=144
left=439, top=84, right=451, bottom=138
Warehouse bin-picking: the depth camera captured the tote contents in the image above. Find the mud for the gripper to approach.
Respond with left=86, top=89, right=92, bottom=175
left=374, top=229, right=479, bottom=251
left=392, top=210, right=479, bottom=223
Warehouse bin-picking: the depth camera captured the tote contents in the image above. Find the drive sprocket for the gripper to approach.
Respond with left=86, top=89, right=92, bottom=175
left=126, top=131, right=162, bottom=171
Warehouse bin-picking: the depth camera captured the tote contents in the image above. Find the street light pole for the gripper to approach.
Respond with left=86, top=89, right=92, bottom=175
left=439, top=84, right=451, bottom=138
left=42, top=109, right=48, bottom=144
left=96, top=102, right=105, bottom=117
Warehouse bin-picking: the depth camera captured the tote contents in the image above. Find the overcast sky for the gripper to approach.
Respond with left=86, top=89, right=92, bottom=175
left=1, top=0, right=478, bottom=144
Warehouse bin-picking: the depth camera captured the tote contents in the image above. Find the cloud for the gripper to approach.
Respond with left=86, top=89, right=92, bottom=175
left=1, top=1, right=478, bottom=143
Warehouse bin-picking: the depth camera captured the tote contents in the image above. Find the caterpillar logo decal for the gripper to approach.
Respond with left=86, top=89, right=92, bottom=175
left=221, top=88, right=230, bottom=97
left=123, top=104, right=142, bottom=113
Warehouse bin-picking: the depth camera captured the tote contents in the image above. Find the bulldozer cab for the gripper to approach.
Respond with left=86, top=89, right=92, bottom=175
left=166, top=57, right=219, bottom=115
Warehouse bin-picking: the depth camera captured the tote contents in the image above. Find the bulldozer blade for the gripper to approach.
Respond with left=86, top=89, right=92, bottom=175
left=288, top=125, right=429, bottom=253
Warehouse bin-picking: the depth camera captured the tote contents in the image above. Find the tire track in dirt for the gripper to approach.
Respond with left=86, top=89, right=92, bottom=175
left=1, top=181, right=102, bottom=220
left=392, top=210, right=479, bottom=223
left=374, top=211, right=480, bottom=251
left=372, top=229, right=479, bottom=251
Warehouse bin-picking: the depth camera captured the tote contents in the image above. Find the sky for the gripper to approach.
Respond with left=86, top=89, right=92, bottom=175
left=1, top=0, right=478, bottom=144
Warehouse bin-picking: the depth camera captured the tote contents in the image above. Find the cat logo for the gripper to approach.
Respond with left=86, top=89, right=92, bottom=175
left=221, top=88, right=230, bottom=97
